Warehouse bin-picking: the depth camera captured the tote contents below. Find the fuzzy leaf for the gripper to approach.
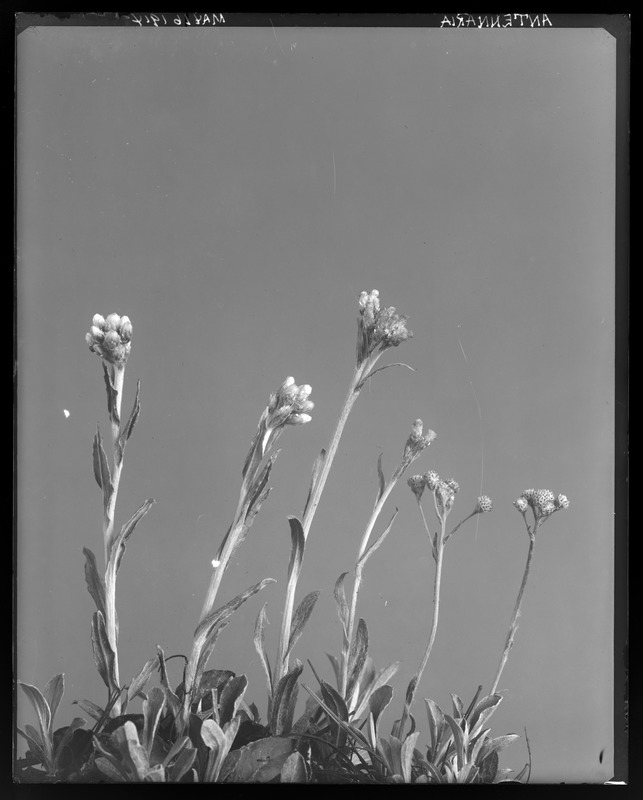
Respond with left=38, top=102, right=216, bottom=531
left=142, top=686, right=166, bottom=756
left=358, top=508, right=399, bottom=568
left=401, top=731, right=420, bottom=783
left=110, top=498, right=155, bottom=576
left=425, top=698, right=445, bottom=754
left=72, top=698, right=105, bottom=722
left=319, top=680, right=349, bottom=748
left=196, top=669, right=235, bottom=704
left=194, top=578, right=276, bottom=642
left=479, top=748, right=499, bottom=783
left=326, top=653, right=342, bottom=690
left=351, top=659, right=401, bottom=721
left=92, top=426, right=113, bottom=509
left=479, top=733, right=520, bottom=761
left=376, top=453, right=386, bottom=503
left=95, top=756, right=128, bottom=782
left=127, top=657, right=159, bottom=705
left=468, top=693, right=503, bottom=737
left=155, top=646, right=183, bottom=723
left=218, top=675, right=248, bottom=727
left=114, top=720, right=150, bottom=780
left=285, top=590, right=320, bottom=659
left=116, top=380, right=141, bottom=465
left=244, top=453, right=278, bottom=527
left=270, top=661, right=303, bottom=736
left=303, top=448, right=326, bottom=517
left=333, top=572, right=350, bottom=641
left=201, top=717, right=241, bottom=782
left=82, top=547, right=106, bottom=619
left=280, top=750, right=309, bottom=783
left=286, top=516, right=305, bottom=585
left=368, top=684, right=394, bottom=734
left=444, top=713, right=466, bottom=771
left=167, top=743, right=197, bottom=783
left=52, top=718, right=86, bottom=769
left=301, top=683, right=372, bottom=752
left=42, top=674, right=64, bottom=729
left=451, top=693, right=464, bottom=719
left=356, top=361, right=416, bottom=390
left=19, top=682, right=52, bottom=745
left=223, top=735, right=296, bottom=783
left=17, top=726, right=48, bottom=766
left=254, top=604, right=273, bottom=696
left=346, top=618, right=369, bottom=701
left=91, top=611, right=119, bottom=693
left=102, top=362, right=120, bottom=426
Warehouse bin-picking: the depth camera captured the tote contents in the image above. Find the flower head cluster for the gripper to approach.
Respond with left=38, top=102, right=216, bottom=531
left=257, top=377, right=314, bottom=456
left=514, top=488, right=570, bottom=522
left=357, top=290, right=412, bottom=364
left=475, top=495, right=493, bottom=514
left=403, top=419, right=436, bottom=464
left=85, top=313, right=132, bottom=367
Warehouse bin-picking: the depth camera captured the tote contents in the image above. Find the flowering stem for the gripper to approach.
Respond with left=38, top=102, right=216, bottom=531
left=340, top=465, right=403, bottom=698
left=490, top=526, right=538, bottom=696
left=415, top=506, right=446, bottom=694
left=275, top=358, right=377, bottom=686
left=103, top=364, right=125, bottom=695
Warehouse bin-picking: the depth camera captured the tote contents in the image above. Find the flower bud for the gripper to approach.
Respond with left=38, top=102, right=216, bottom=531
left=286, top=413, right=312, bottom=426
left=105, top=313, right=121, bottom=331
left=425, top=471, right=441, bottom=491
left=119, top=316, right=133, bottom=342
left=446, top=478, right=460, bottom=494
left=476, top=495, right=493, bottom=513
left=514, top=497, right=529, bottom=513
left=408, top=475, right=426, bottom=501
left=90, top=325, right=105, bottom=340
left=92, top=313, right=106, bottom=329
left=555, top=494, right=570, bottom=510
left=103, top=330, right=120, bottom=349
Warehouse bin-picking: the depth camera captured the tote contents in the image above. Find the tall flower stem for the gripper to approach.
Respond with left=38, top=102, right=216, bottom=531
left=275, top=361, right=371, bottom=686
left=489, top=525, right=538, bottom=696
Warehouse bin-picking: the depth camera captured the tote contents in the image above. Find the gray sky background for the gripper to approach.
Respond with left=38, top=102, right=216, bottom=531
left=17, top=25, right=615, bottom=783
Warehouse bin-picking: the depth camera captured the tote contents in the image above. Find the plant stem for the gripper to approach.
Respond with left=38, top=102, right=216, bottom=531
left=489, top=528, right=538, bottom=695
left=275, top=356, right=378, bottom=686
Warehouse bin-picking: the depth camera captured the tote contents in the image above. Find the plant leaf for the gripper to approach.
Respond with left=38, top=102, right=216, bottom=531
left=319, top=680, right=349, bottom=748
left=43, top=674, right=65, bottom=731
left=333, top=572, right=350, bottom=642
left=18, top=682, right=52, bottom=747
left=286, top=516, right=305, bottom=586
left=72, top=698, right=105, bottom=722
left=142, top=686, right=166, bottom=757
left=92, top=425, right=113, bottom=510
left=223, top=735, right=296, bottom=783
left=444, top=713, right=466, bottom=771
left=17, top=726, right=48, bottom=766
left=95, top=756, right=128, bottom=782
left=90, top=611, right=119, bottom=693
left=346, top=618, right=369, bottom=701
left=102, top=362, right=120, bottom=426
left=351, top=659, right=401, bottom=721
left=303, top=448, right=326, bottom=517
left=401, top=731, right=420, bottom=783
left=109, top=498, right=155, bottom=576
left=358, top=508, right=399, bottom=568
left=52, top=718, right=87, bottom=770
left=479, top=749, right=499, bottom=783
left=326, top=653, right=341, bottom=690
left=280, top=750, right=309, bottom=783
left=194, top=577, right=276, bottom=642
left=127, top=657, right=159, bottom=705
left=424, top=698, right=445, bottom=755
left=82, top=547, right=107, bottom=619
left=167, top=742, right=197, bottom=783
left=451, top=693, right=464, bottom=719
left=468, top=693, right=503, bottom=738
left=218, top=675, right=248, bottom=727
left=116, top=380, right=141, bottom=465
left=368, top=684, right=394, bottom=736
left=270, top=661, right=303, bottom=736
left=253, top=603, right=273, bottom=697
left=376, top=453, right=386, bottom=503
left=114, top=720, right=150, bottom=781
left=285, top=590, right=320, bottom=659
left=356, top=362, right=416, bottom=391
left=200, top=717, right=227, bottom=782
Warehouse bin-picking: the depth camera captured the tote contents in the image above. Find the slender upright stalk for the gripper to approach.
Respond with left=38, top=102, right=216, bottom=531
left=415, top=504, right=446, bottom=687
left=490, top=529, right=538, bottom=695
left=275, top=362, right=369, bottom=685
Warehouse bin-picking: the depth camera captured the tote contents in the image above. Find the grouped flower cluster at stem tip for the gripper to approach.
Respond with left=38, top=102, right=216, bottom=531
left=403, top=419, right=437, bottom=462
left=357, top=289, right=412, bottom=364
left=514, top=488, right=569, bottom=520
left=266, top=377, right=314, bottom=430
left=408, top=471, right=493, bottom=518
left=85, top=313, right=133, bottom=367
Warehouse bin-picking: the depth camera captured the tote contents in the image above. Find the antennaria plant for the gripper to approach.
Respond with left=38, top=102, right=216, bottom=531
left=16, top=291, right=570, bottom=784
